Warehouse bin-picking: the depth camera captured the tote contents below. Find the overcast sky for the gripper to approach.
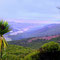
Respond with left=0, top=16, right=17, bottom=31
left=0, top=0, right=60, bottom=24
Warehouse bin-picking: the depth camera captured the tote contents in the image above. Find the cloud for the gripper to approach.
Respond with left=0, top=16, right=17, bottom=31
left=23, top=28, right=29, bottom=31
left=0, top=0, right=60, bottom=23
left=6, top=19, right=60, bottom=24
left=4, top=35, right=12, bottom=41
left=9, top=31, right=24, bottom=35
left=9, top=27, right=29, bottom=35
left=10, top=31, right=13, bottom=33
left=5, top=37, right=12, bottom=41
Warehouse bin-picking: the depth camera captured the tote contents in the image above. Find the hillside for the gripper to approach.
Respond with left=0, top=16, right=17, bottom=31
left=3, top=45, right=33, bottom=60
left=3, top=38, right=60, bottom=60
left=24, top=42, right=60, bottom=60
left=8, top=36, right=60, bottom=49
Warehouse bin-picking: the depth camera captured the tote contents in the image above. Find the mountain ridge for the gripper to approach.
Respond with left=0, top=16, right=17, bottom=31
left=6, top=24, right=60, bottom=40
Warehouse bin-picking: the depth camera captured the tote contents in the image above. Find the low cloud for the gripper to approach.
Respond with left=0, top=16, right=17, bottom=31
left=9, top=28, right=29, bottom=35
left=9, top=31, right=24, bottom=35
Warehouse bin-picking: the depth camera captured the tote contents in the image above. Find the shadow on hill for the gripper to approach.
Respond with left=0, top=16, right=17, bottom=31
left=38, top=51, right=60, bottom=60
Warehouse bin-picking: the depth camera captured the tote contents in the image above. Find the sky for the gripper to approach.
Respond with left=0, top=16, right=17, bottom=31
left=0, top=0, right=60, bottom=24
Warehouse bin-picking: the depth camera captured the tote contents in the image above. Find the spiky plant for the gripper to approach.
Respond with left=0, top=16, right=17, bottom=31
left=0, top=20, right=11, bottom=58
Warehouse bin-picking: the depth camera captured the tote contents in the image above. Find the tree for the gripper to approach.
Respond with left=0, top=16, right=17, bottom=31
left=40, top=41, right=60, bottom=60
left=41, top=41, right=59, bottom=52
left=24, top=42, right=60, bottom=60
left=0, top=20, right=11, bottom=58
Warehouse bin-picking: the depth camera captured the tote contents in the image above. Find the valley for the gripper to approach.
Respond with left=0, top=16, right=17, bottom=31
left=8, top=35, right=60, bottom=49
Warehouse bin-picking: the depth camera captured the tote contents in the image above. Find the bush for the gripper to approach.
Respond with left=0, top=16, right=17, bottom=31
left=41, top=41, right=59, bottom=52
left=24, top=41, right=60, bottom=60
left=24, top=51, right=40, bottom=60
left=39, top=41, right=60, bottom=60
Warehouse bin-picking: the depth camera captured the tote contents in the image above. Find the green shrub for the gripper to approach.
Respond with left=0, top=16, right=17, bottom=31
left=24, top=41, right=60, bottom=60
left=39, top=41, right=60, bottom=60
left=41, top=41, right=59, bottom=52
left=24, top=51, right=40, bottom=60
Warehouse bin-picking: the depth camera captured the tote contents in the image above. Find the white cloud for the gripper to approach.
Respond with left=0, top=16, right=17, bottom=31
left=0, top=0, right=60, bottom=23
left=23, top=28, right=29, bottom=31
left=5, top=37, right=12, bottom=41
left=4, top=35, right=12, bottom=41
left=10, top=31, right=13, bottom=33
left=9, top=27, right=29, bottom=35
left=9, top=31, right=24, bottom=35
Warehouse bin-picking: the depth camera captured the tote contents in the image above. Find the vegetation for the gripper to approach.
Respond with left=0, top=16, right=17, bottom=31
left=1, top=40, right=60, bottom=60
left=8, top=36, right=60, bottom=49
left=24, top=41, right=60, bottom=60
left=41, top=41, right=59, bottom=52
left=0, top=45, right=33, bottom=60
left=0, top=20, right=60, bottom=60
left=0, top=20, right=11, bottom=58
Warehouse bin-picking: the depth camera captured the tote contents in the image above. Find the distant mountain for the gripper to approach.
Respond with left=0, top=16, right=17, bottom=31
left=4, top=22, right=46, bottom=41
left=30, top=24, right=60, bottom=37
left=5, top=24, right=60, bottom=40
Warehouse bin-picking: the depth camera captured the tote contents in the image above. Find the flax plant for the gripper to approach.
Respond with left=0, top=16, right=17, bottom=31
left=0, top=20, right=11, bottom=58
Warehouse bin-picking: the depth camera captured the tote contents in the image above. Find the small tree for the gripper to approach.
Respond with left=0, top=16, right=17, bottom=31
left=0, top=20, right=11, bottom=58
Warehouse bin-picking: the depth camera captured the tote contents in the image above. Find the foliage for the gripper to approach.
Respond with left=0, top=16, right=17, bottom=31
left=24, top=42, right=60, bottom=60
left=8, top=36, right=60, bottom=49
left=41, top=41, right=59, bottom=52
left=0, top=20, right=10, bottom=35
left=24, top=51, right=40, bottom=60
left=0, top=20, right=11, bottom=58
left=1, top=41, right=60, bottom=60
left=8, top=38, right=49, bottom=49
left=0, top=45, right=33, bottom=60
